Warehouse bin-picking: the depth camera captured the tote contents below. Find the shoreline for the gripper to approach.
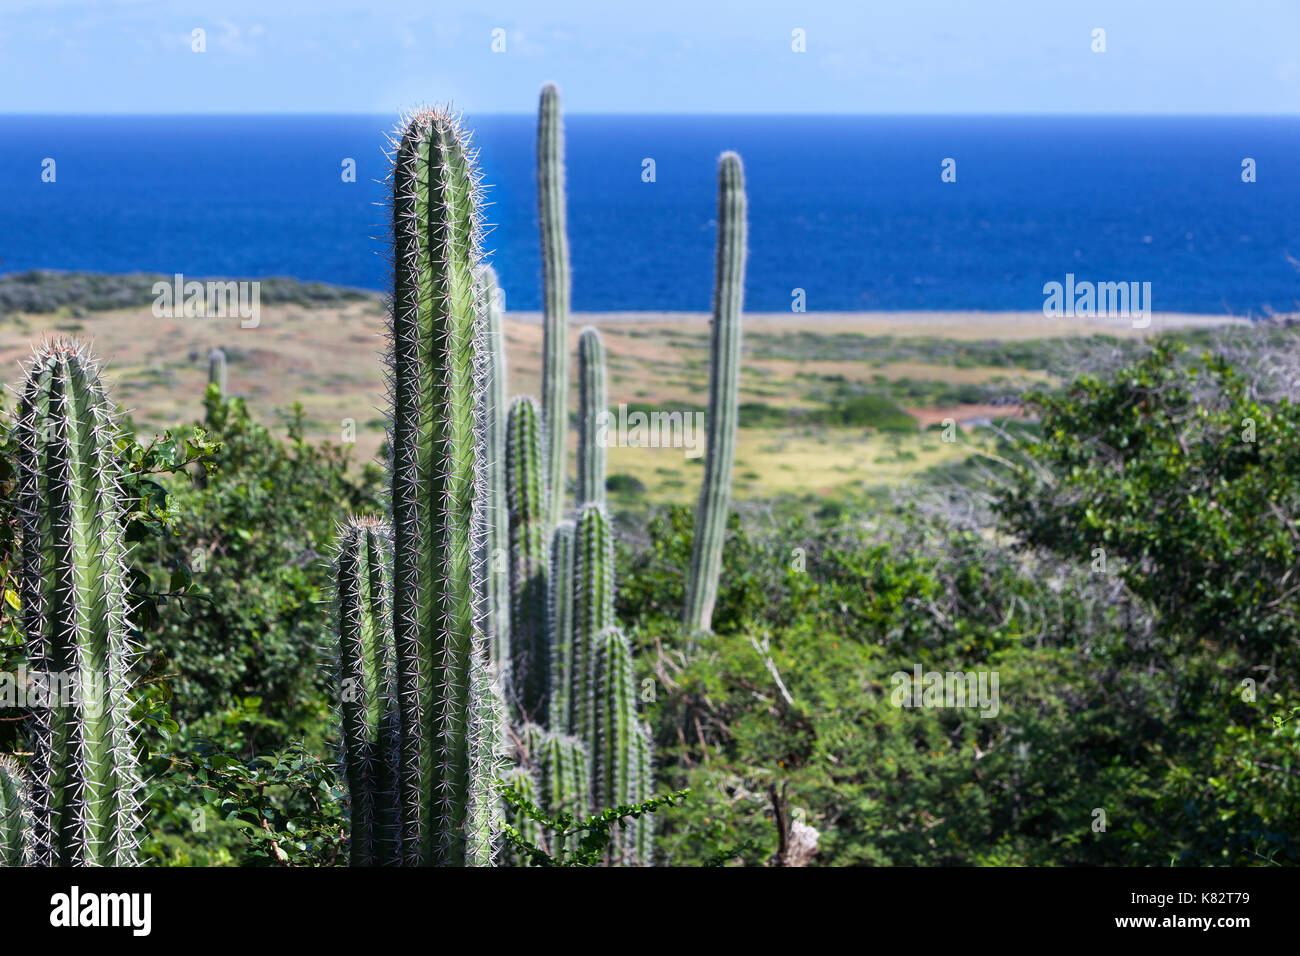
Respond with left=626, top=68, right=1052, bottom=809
left=511, top=309, right=1252, bottom=339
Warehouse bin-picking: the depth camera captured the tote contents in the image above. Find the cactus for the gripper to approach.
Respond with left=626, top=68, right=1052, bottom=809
left=538, top=731, right=589, bottom=817
left=501, top=766, right=542, bottom=862
left=591, top=626, right=638, bottom=863
left=0, top=756, right=33, bottom=867
left=683, top=152, right=747, bottom=635
left=387, top=107, right=498, bottom=866
left=631, top=722, right=654, bottom=865
left=547, top=521, right=576, bottom=735
left=538, top=82, right=571, bottom=528
left=506, top=397, right=550, bottom=723
left=572, top=503, right=615, bottom=745
left=479, top=264, right=511, bottom=685
left=576, top=327, right=607, bottom=508
left=207, top=346, right=227, bottom=394
left=16, top=339, right=142, bottom=867
left=537, top=731, right=589, bottom=856
left=332, top=516, right=399, bottom=866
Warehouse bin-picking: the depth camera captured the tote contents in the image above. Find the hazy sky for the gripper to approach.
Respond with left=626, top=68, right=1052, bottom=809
left=3, top=0, right=1298, bottom=114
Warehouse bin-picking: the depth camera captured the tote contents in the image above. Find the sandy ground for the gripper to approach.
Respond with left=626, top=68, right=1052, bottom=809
left=0, top=303, right=1247, bottom=499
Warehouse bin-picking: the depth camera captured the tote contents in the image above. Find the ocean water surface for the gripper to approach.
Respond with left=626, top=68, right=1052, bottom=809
left=0, top=114, right=1297, bottom=314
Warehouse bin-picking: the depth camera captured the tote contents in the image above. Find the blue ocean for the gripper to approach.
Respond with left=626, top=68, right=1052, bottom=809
left=1, top=115, right=1297, bottom=314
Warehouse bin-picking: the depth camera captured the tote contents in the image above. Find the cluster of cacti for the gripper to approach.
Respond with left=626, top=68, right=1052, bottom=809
left=327, top=107, right=501, bottom=867
left=14, top=339, right=144, bottom=867
left=325, top=87, right=745, bottom=868
left=684, top=152, right=747, bottom=636
left=483, top=87, right=657, bottom=866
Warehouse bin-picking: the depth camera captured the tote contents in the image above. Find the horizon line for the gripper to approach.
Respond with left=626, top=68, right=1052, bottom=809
left=3, top=110, right=1300, bottom=119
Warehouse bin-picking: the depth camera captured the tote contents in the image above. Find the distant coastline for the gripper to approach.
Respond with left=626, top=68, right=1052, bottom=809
left=0, top=271, right=1266, bottom=331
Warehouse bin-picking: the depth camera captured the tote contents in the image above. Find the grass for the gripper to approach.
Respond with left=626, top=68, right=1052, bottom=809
left=0, top=274, right=1250, bottom=506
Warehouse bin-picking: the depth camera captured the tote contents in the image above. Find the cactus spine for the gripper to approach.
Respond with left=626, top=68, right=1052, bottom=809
left=683, top=152, right=747, bottom=635
left=387, top=108, right=497, bottom=866
left=207, top=346, right=227, bottom=394
left=0, top=756, right=32, bottom=867
left=506, top=397, right=550, bottom=724
left=538, top=82, right=571, bottom=528
left=333, top=517, right=398, bottom=866
left=572, top=503, right=615, bottom=747
left=16, top=339, right=142, bottom=867
left=547, top=521, right=576, bottom=735
left=576, top=327, right=607, bottom=508
left=480, top=265, right=511, bottom=684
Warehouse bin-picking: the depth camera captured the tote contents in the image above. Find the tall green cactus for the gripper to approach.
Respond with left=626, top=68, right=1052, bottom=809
left=576, top=327, right=607, bottom=508
left=16, top=339, right=142, bottom=867
left=387, top=107, right=497, bottom=866
left=684, top=152, right=747, bottom=635
left=538, top=82, right=571, bottom=528
left=207, top=346, right=227, bottom=394
left=332, top=516, right=398, bottom=866
left=480, top=264, right=511, bottom=685
left=506, top=396, right=550, bottom=723
left=572, top=503, right=615, bottom=745
left=591, top=626, right=639, bottom=863
left=0, top=756, right=32, bottom=867
left=547, top=521, right=577, bottom=735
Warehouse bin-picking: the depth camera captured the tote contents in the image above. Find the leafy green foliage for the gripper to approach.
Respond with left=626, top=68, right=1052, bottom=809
left=138, top=392, right=381, bottom=738
left=995, top=340, right=1300, bottom=864
left=498, top=779, right=687, bottom=866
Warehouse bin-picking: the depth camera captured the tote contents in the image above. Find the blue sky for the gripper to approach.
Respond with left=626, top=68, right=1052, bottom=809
left=3, top=0, right=1298, bottom=114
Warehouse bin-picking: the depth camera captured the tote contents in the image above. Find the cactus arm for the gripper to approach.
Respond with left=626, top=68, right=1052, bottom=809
left=633, top=721, right=655, bottom=865
left=684, top=152, right=747, bottom=635
left=538, top=731, right=589, bottom=857
left=538, top=82, right=571, bottom=527
left=572, top=503, right=615, bottom=746
left=546, top=520, right=576, bottom=734
left=576, top=327, right=607, bottom=508
left=479, top=264, right=512, bottom=686
left=591, top=626, right=638, bottom=863
left=506, top=397, right=550, bottom=723
left=333, top=517, right=398, bottom=866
